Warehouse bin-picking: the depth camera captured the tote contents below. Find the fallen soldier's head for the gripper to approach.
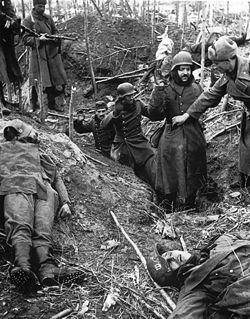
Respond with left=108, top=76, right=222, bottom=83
left=4, top=119, right=39, bottom=143
left=147, top=243, right=200, bottom=288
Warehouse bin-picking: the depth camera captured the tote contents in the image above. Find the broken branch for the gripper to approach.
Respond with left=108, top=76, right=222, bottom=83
left=208, top=121, right=241, bottom=142
left=109, top=209, right=175, bottom=311
left=203, top=108, right=242, bottom=123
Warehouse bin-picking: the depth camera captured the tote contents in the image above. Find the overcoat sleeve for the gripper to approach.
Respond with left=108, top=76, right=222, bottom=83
left=148, top=85, right=167, bottom=121
left=22, top=16, right=36, bottom=48
left=100, top=111, right=116, bottom=129
left=73, top=119, right=93, bottom=133
left=53, top=170, right=70, bottom=206
left=187, top=78, right=227, bottom=119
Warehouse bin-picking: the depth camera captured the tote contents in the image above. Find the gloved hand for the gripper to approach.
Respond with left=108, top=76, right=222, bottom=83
left=113, top=100, right=124, bottom=117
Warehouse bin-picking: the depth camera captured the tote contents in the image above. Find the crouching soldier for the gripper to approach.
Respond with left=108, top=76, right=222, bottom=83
left=73, top=100, right=115, bottom=158
left=0, top=119, right=84, bottom=290
left=100, top=82, right=156, bottom=188
left=147, top=233, right=250, bottom=319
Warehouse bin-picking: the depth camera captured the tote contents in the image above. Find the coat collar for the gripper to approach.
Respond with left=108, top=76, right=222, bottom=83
left=219, top=55, right=250, bottom=85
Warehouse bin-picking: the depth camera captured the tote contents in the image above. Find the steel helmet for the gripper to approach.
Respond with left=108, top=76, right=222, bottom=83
left=171, top=51, right=193, bottom=71
left=117, top=83, right=137, bottom=99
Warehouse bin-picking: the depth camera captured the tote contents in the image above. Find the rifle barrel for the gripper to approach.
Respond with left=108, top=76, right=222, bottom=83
left=21, top=25, right=77, bottom=41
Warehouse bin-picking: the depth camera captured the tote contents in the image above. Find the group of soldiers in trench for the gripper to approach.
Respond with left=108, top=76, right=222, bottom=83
left=1, top=0, right=250, bottom=318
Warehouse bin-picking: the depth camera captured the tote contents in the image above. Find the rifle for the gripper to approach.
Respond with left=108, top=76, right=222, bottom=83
left=20, top=24, right=77, bottom=41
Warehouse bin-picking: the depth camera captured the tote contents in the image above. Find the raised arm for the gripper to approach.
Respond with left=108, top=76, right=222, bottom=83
left=147, top=84, right=167, bottom=121
left=73, top=118, right=93, bottom=134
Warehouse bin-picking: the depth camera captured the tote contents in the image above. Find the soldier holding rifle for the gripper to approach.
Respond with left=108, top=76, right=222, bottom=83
left=0, top=0, right=23, bottom=114
left=22, top=0, right=67, bottom=113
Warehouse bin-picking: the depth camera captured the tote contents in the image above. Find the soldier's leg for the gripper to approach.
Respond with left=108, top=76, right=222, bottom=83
left=33, top=183, right=84, bottom=286
left=134, top=154, right=156, bottom=188
left=4, top=193, right=38, bottom=289
left=46, top=86, right=64, bottom=112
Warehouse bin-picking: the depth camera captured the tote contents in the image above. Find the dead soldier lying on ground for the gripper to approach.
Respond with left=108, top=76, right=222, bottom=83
left=0, top=119, right=85, bottom=291
left=147, top=233, right=250, bottom=319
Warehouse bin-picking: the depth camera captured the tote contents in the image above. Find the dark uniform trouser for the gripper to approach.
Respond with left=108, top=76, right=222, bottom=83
left=134, top=154, right=156, bottom=189
left=4, top=182, right=59, bottom=248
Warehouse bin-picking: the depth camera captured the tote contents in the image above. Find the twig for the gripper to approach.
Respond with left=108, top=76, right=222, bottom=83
left=89, top=0, right=103, bottom=17
left=114, top=45, right=147, bottom=51
left=84, top=153, right=109, bottom=167
left=47, top=112, right=72, bottom=119
left=83, top=1, right=97, bottom=98
left=203, top=108, right=242, bottom=123
left=96, top=67, right=149, bottom=84
left=133, top=293, right=168, bottom=319
left=50, top=308, right=74, bottom=319
left=208, top=121, right=241, bottom=142
left=18, top=48, right=27, bottom=62
left=125, top=285, right=171, bottom=314
left=179, top=235, right=187, bottom=252
left=109, top=209, right=175, bottom=311
left=68, top=86, right=76, bottom=140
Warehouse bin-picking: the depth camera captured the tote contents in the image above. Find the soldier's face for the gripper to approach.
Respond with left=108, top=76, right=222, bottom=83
left=34, top=4, right=46, bottom=15
left=96, top=108, right=107, bottom=120
left=212, top=58, right=236, bottom=74
left=177, top=65, right=192, bottom=82
left=162, top=250, right=191, bottom=270
left=123, top=94, right=135, bottom=107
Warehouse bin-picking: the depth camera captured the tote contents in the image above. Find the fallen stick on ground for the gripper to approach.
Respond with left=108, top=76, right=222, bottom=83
left=109, top=209, right=176, bottom=312
left=208, top=121, right=241, bottom=142
left=96, top=67, right=149, bottom=84
left=132, top=293, right=167, bottom=319
left=84, top=153, right=109, bottom=166
left=203, top=108, right=242, bottom=123
left=180, top=235, right=187, bottom=252
left=50, top=308, right=74, bottom=319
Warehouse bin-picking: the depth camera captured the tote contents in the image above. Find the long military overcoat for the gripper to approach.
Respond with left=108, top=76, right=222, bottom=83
left=22, top=10, right=67, bottom=88
left=101, top=99, right=156, bottom=187
left=149, top=80, right=206, bottom=200
left=0, top=0, right=22, bottom=84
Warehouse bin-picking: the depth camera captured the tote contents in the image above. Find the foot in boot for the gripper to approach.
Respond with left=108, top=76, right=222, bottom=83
left=159, top=199, right=174, bottom=214
left=10, top=266, right=40, bottom=290
left=39, top=263, right=86, bottom=286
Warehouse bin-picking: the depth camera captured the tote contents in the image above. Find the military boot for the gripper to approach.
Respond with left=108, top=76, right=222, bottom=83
left=10, top=243, right=39, bottom=290
left=35, top=246, right=86, bottom=287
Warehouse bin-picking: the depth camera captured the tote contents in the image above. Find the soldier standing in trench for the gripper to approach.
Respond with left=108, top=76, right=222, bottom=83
left=148, top=51, right=206, bottom=212
left=73, top=100, right=115, bottom=158
left=172, top=36, right=250, bottom=193
left=22, top=0, right=67, bottom=113
left=100, top=82, right=156, bottom=188
left=184, top=32, right=247, bottom=86
left=0, top=0, right=23, bottom=113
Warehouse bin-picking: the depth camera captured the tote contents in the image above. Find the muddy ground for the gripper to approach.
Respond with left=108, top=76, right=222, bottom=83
left=1, top=14, right=250, bottom=319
